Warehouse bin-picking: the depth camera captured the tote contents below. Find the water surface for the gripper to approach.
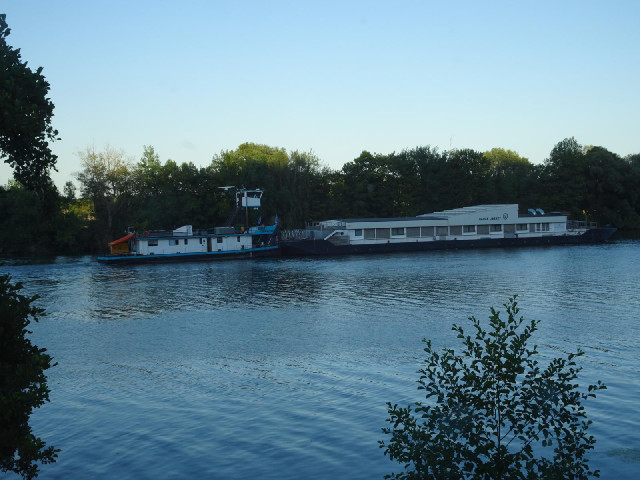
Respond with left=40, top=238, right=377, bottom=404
left=3, top=242, right=639, bottom=479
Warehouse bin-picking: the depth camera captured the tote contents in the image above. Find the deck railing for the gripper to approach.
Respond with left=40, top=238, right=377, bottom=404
left=281, top=228, right=335, bottom=240
left=567, top=220, right=598, bottom=230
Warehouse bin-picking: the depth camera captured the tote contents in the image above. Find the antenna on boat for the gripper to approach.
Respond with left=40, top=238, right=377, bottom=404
left=218, top=186, right=264, bottom=228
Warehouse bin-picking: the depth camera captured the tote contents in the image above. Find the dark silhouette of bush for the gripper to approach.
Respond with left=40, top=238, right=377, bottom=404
left=381, top=296, right=605, bottom=479
left=1, top=274, right=58, bottom=479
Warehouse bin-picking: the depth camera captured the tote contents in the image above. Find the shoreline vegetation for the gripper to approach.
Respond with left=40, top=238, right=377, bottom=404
left=2, top=139, right=640, bottom=258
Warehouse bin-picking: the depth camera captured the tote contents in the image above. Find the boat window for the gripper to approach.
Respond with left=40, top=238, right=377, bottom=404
left=477, top=225, right=490, bottom=235
left=217, top=237, right=223, bottom=243
left=376, top=228, right=390, bottom=239
left=490, top=224, right=502, bottom=232
left=148, top=240, right=158, bottom=246
left=391, top=227, right=405, bottom=236
left=449, top=226, right=462, bottom=236
left=184, top=239, right=188, bottom=245
left=463, top=225, right=476, bottom=233
left=436, top=226, right=448, bottom=236
left=535, top=223, right=550, bottom=232
left=364, top=229, right=375, bottom=239
left=517, top=223, right=528, bottom=231
left=406, top=227, right=420, bottom=238
left=421, top=226, right=434, bottom=237
left=353, top=229, right=363, bottom=237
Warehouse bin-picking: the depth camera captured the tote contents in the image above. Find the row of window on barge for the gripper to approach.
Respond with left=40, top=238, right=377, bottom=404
left=277, top=204, right=617, bottom=256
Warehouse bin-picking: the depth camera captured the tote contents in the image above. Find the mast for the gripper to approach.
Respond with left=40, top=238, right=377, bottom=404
left=218, top=186, right=264, bottom=228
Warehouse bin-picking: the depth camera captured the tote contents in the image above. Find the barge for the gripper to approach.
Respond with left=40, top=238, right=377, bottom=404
left=279, top=204, right=616, bottom=256
left=98, top=189, right=279, bottom=264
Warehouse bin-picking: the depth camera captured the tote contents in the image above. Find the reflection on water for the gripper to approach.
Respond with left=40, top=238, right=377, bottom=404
left=2, top=242, right=640, bottom=479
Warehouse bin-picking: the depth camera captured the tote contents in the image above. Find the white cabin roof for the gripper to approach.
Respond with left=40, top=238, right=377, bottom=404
left=423, top=204, right=515, bottom=217
left=317, top=204, right=567, bottom=230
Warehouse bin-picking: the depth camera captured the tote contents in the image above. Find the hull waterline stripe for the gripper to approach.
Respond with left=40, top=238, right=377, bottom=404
left=97, top=245, right=279, bottom=262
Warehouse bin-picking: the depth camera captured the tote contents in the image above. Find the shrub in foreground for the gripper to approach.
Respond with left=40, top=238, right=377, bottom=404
left=381, top=296, right=605, bottom=479
left=1, top=274, right=58, bottom=479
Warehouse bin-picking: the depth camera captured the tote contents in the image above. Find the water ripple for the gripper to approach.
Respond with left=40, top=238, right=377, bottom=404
left=2, top=242, right=640, bottom=479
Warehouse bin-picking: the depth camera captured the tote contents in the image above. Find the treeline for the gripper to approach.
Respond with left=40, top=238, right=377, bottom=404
left=1, top=137, right=639, bottom=256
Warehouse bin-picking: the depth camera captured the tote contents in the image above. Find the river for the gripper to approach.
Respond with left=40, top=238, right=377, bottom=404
left=2, top=242, right=639, bottom=479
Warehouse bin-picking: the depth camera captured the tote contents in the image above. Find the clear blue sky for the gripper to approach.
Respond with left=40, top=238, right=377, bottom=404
left=2, top=0, right=639, bottom=188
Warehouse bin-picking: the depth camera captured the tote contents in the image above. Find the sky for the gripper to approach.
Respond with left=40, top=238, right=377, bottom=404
left=2, top=0, right=639, bottom=188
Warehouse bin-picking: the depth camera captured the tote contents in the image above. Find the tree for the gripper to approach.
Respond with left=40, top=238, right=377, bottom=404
left=582, top=147, right=640, bottom=228
left=0, top=14, right=58, bottom=188
left=0, top=17, right=59, bottom=479
left=76, top=145, right=134, bottom=247
left=541, top=137, right=586, bottom=216
left=132, top=147, right=227, bottom=230
left=483, top=148, right=537, bottom=206
left=62, top=181, right=76, bottom=202
left=338, top=150, right=396, bottom=218
left=0, top=179, right=84, bottom=256
left=381, top=296, right=605, bottom=480
left=210, top=142, right=331, bottom=227
left=1, top=275, right=58, bottom=479
left=404, top=145, right=448, bottom=213
left=285, top=150, right=333, bottom=225
left=445, top=149, right=492, bottom=207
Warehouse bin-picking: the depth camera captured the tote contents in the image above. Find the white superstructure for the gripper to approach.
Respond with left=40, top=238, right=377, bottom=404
left=286, top=204, right=587, bottom=245
left=134, top=226, right=255, bottom=256
left=99, top=187, right=280, bottom=264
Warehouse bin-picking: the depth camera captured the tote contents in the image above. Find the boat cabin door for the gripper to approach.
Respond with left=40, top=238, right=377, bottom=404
left=207, top=238, right=212, bottom=252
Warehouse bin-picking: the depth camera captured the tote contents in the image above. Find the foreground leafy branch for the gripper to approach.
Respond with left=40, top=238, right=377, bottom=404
left=0, top=14, right=59, bottom=188
left=380, top=296, right=606, bottom=480
left=0, top=274, right=58, bottom=479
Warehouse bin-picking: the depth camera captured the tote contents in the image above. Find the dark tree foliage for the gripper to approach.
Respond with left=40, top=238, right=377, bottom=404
left=483, top=148, right=539, bottom=208
left=210, top=142, right=332, bottom=228
left=402, top=145, right=451, bottom=213
left=3, top=138, right=640, bottom=256
left=539, top=137, right=586, bottom=217
left=337, top=150, right=397, bottom=218
left=0, top=181, right=87, bottom=256
left=286, top=150, right=336, bottom=224
left=582, top=147, right=640, bottom=227
left=0, top=14, right=58, bottom=188
left=75, top=146, right=135, bottom=248
left=380, top=297, right=605, bottom=480
left=0, top=275, right=58, bottom=479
